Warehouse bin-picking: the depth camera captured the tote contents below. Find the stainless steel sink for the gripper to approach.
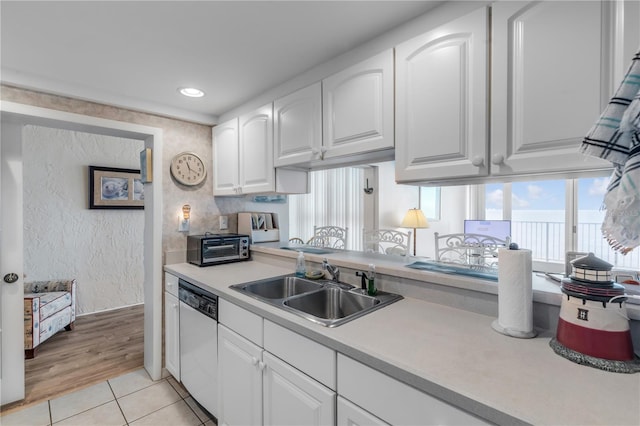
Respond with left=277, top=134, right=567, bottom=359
left=230, top=274, right=402, bottom=327
left=284, top=287, right=379, bottom=320
left=240, top=276, right=324, bottom=299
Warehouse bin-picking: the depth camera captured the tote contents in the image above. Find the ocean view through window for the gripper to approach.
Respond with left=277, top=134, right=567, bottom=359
left=484, top=178, right=639, bottom=272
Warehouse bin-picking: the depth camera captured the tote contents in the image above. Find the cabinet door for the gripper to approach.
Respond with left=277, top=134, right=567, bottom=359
left=263, top=352, right=335, bottom=426
left=213, top=118, right=240, bottom=195
left=164, top=292, right=180, bottom=381
left=239, top=103, right=275, bottom=194
left=218, top=324, right=263, bottom=426
left=337, top=396, right=389, bottom=426
left=491, top=1, right=613, bottom=176
left=274, top=83, right=322, bottom=167
left=323, top=49, right=394, bottom=159
left=395, top=7, right=489, bottom=183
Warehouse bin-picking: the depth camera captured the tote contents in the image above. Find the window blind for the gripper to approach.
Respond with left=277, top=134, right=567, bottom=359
left=289, top=167, right=365, bottom=251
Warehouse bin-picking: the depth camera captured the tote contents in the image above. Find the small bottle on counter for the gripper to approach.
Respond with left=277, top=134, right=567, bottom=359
left=295, top=251, right=306, bottom=277
left=367, top=263, right=377, bottom=296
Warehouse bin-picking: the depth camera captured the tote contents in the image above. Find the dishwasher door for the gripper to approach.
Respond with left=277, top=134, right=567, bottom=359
left=179, top=301, right=218, bottom=418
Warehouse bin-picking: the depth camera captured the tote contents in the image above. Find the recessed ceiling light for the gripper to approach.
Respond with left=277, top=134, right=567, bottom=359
left=179, top=87, right=205, bottom=98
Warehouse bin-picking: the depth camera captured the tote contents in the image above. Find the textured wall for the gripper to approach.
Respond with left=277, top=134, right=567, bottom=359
left=23, top=125, right=145, bottom=314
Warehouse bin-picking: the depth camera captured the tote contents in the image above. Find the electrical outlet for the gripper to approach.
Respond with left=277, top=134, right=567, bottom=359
left=219, top=215, right=228, bottom=230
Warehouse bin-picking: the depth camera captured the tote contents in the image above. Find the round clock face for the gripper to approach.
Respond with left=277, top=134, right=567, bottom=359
left=170, top=152, right=207, bottom=186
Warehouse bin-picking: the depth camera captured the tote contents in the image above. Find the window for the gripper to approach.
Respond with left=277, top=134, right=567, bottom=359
left=481, top=176, right=639, bottom=272
left=288, top=161, right=442, bottom=252
left=289, top=167, right=365, bottom=251
left=512, top=179, right=566, bottom=264
left=576, top=177, right=639, bottom=269
left=420, top=187, right=441, bottom=221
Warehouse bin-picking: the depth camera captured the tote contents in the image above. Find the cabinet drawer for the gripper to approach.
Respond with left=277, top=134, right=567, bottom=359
left=219, top=298, right=263, bottom=346
left=337, top=396, right=389, bottom=426
left=337, top=354, right=491, bottom=425
left=165, top=272, right=179, bottom=297
left=264, top=320, right=336, bottom=390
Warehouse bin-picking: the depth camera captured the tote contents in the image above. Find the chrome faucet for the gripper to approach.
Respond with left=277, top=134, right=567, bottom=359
left=322, top=258, right=340, bottom=282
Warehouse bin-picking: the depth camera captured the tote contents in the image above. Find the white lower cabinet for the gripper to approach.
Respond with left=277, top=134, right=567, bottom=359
left=263, top=351, right=335, bottom=426
left=164, top=292, right=180, bottom=380
left=164, top=273, right=180, bottom=380
left=218, top=300, right=486, bottom=426
left=337, top=354, right=491, bottom=426
left=218, top=303, right=336, bottom=426
left=337, top=396, right=389, bottom=426
left=218, top=324, right=263, bottom=426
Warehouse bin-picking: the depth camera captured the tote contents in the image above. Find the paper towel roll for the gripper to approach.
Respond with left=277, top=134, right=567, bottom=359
left=491, top=248, right=537, bottom=338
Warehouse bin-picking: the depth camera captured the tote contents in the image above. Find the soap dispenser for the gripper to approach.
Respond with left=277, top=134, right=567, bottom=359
left=295, top=251, right=306, bottom=277
left=367, top=264, right=377, bottom=296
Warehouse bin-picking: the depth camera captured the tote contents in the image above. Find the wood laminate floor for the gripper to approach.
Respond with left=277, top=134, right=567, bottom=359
left=1, top=304, right=144, bottom=414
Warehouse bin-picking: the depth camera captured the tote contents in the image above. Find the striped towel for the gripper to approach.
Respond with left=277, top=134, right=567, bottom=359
left=581, top=51, right=640, bottom=254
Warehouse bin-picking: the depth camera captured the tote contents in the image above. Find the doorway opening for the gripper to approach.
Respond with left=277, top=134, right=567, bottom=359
left=1, top=102, right=163, bottom=408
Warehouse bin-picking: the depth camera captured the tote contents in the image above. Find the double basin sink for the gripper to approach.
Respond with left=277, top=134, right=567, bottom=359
left=230, top=275, right=403, bottom=327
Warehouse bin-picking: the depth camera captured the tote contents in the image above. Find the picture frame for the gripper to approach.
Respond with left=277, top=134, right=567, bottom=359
left=89, top=166, right=144, bottom=209
left=140, top=147, right=152, bottom=183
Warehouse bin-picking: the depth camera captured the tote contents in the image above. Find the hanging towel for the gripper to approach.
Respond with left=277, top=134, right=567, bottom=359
left=581, top=50, right=640, bottom=254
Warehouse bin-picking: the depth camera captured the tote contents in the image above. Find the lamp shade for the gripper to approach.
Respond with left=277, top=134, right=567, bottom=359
left=401, top=208, right=429, bottom=229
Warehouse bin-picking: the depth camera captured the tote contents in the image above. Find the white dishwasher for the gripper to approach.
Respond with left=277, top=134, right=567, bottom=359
left=179, top=279, right=218, bottom=418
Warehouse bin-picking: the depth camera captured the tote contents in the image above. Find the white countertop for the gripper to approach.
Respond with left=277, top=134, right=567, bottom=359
left=165, top=250, right=640, bottom=426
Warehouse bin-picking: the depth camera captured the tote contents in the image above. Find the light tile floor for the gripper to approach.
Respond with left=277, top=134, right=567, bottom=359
left=1, top=369, right=217, bottom=426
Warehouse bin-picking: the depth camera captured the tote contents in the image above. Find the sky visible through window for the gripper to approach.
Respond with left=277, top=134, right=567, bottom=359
left=486, top=177, right=609, bottom=211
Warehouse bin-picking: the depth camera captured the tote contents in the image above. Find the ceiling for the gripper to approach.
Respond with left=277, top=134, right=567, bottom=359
left=1, top=1, right=443, bottom=125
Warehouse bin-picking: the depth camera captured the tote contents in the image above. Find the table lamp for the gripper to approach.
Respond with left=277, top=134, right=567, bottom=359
left=401, top=208, right=429, bottom=256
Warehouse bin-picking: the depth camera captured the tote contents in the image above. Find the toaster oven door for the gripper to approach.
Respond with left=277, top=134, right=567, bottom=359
left=203, top=238, right=242, bottom=262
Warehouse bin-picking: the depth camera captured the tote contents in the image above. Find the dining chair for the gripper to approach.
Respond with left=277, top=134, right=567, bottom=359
left=362, top=229, right=412, bottom=257
left=434, top=232, right=510, bottom=268
left=307, top=225, right=348, bottom=249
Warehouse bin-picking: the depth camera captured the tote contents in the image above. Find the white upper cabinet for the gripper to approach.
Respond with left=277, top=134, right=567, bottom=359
left=239, top=103, right=275, bottom=194
left=213, top=105, right=309, bottom=196
left=323, top=49, right=394, bottom=160
left=490, top=0, right=613, bottom=176
left=213, top=104, right=275, bottom=196
left=212, top=118, right=240, bottom=195
left=273, top=83, right=322, bottom=167
left=395, top=7, right=489, bottom=183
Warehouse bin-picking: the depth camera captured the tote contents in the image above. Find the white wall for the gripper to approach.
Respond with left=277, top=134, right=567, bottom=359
left=23, top=125, right=144, bottom=314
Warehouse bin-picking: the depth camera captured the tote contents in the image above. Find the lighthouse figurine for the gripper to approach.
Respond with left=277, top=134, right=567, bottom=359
left=550, top=253, right=640, bottom=373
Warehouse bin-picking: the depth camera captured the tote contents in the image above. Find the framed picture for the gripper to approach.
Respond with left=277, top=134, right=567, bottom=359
left=89, top=166, right=144, bottom=209
left=140, top=147, right=152, bottom=183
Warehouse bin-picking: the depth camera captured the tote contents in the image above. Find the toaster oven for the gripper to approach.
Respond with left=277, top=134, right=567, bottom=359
left=187, top=233, right=250, bottom=266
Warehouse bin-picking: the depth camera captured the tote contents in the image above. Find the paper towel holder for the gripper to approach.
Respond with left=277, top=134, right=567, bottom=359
left=492, top=246, right=538, bottom=339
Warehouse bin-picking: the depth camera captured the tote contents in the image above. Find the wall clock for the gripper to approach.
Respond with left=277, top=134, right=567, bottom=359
left=170, top=152, right=207, bottom=186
